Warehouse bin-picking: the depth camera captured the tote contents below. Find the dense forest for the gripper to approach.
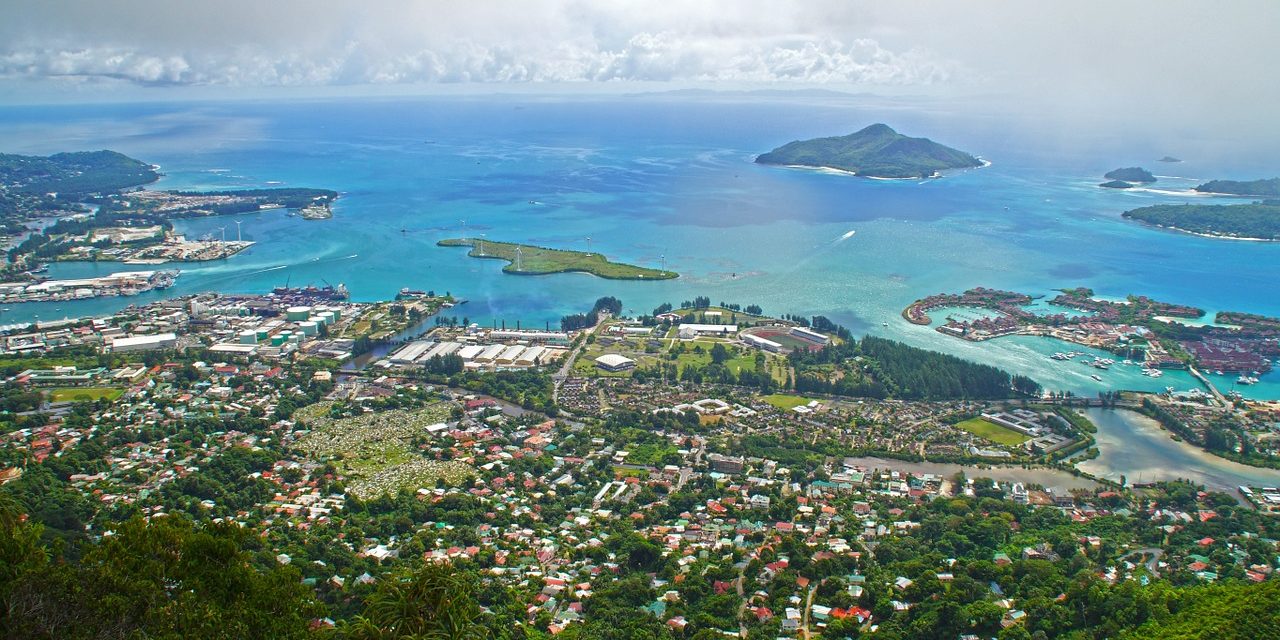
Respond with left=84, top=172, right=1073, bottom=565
left=1121, top=202, right=1280, bottom=240
left=788, top=333, right=1040, bottom=400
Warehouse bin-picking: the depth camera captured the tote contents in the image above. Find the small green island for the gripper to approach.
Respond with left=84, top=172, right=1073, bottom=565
left=755, top=123, right=983, bottom=179
left=437, top=238, right=678, bottom=280
left=1194, top=177, right=1280, bottom=197
left=1122, top=202, right=1280, bottom=240
left=1104, top=167, right=1156, bottom=183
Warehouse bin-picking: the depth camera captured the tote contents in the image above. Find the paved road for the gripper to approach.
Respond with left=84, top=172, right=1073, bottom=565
left=1120, top=547, right=1165, bottom=576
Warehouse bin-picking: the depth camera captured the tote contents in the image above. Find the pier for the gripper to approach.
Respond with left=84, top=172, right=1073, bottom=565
left=1188, top=366, right=1229, bottom=407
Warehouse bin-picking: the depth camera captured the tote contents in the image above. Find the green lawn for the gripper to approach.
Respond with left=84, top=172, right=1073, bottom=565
left=956, top=417, right=1031, bottom=446
left=48, top=387, right=123, bottom=403
left=762, top=394, right=818, bottom=410
left=438, top=238, right=677, bottom=280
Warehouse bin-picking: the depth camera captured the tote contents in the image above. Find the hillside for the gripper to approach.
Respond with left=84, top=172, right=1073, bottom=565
left=0, top=150, right=159, bottom=198
left=755, top=123, right=983, bottom=179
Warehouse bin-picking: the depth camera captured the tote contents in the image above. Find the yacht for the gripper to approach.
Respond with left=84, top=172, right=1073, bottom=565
left=1091, top=374, right=1103, bottom=382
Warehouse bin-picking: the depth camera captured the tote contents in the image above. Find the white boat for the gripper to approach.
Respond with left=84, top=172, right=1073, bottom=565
left=1091, top=374, right=1103, bottom=381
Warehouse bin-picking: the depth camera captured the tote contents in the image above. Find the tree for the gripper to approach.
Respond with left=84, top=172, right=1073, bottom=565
left=344, top=564, right=485, bottom=639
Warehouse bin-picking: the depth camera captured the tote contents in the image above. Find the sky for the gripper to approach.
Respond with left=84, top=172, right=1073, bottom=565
left=1, top=0, right=1278, bottom=133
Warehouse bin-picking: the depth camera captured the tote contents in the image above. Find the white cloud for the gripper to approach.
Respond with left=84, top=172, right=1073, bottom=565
left=0, top=35, right=955, bottom=87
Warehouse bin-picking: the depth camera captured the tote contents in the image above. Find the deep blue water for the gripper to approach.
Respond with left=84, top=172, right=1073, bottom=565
left=0, top=94, right=1277, bottom=397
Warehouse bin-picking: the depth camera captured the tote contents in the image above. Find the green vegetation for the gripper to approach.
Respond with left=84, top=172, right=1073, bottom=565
left=1100, top=180, right=1135, bottom=189
left=761, top=393, right=817, bottom=410
left=1195, top=177, right=1280, bottom=196
left=956, top=417, right=1031, bottom=446
left=755, top=123, right=983, bottom=179
left=1122, top=202, right=1280, bottom=240
left=790, top=333, right=1042, bottom=400
left=438, top=238, right=677, bottom=280
left=1105, top=167, right=1156, bottom=182
left=47, top=387, right=123, bottom=403
left=0, top=150, right=158, bottom=199
left=172, top=187, right=336, bottom=205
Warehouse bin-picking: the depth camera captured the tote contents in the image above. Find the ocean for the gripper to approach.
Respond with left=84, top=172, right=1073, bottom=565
left=1, top=94, right=1277, bottom=398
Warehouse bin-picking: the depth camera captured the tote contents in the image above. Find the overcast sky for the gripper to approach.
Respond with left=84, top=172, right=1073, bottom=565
left=2, top=1, right=1278, bottom=128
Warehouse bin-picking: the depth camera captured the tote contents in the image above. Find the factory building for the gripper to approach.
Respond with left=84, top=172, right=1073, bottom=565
left=109, top=332, right=178, bottom=353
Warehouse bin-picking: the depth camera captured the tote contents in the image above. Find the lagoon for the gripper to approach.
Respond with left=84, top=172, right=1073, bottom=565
left=1078, top=407, right=1280, bottom=499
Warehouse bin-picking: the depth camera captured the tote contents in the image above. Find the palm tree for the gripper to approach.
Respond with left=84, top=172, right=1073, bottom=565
left=343, top=564, right=485, bottom=639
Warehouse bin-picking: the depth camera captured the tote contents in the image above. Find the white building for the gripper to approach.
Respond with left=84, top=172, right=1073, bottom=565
left=743, top=333, right=783, bottom=353
left=110, top=332, right=178, bottom=352
left=595, top=354, right=636, bottom=372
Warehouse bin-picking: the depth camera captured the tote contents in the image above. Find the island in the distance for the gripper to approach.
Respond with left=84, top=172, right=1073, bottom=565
left=437, top=238, right=678, bottom=280
left=1105, top=167, right=1156, bottom=182
left=755, top=123, right=983, bottom=179
left=1158, top=155, right=1182, bottom=163
left=1193, top=177, right=1280, bottom=197
left=1122, top=201, right=1280, bottom=241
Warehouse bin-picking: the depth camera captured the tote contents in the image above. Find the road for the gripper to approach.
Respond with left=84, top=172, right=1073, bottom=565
left=801, top=581, right=819, bottom=639
left=552, top=321, right=605, bottom=404
left=1119, top=547, right=1165, bottom=576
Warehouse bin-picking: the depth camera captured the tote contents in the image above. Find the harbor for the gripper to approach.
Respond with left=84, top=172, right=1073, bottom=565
left=0, top=270, right=178, bottom=304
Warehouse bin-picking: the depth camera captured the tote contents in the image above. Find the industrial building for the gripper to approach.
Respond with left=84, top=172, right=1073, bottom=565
left=109, top=332, right=178, bottom=353
left=594, top=354, right=636, bottom=372
left=677, top=323, right=738, bottom=339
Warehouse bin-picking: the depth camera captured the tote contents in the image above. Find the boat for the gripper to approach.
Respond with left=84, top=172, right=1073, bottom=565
left=1237, top=375, right=1259, bottom=385
left=272, top=283, right=349, bottom=301
left=1091, top=374, right=1103, bottom=381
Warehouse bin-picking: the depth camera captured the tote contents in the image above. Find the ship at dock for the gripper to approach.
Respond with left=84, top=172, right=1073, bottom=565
left=271, top=282, right=349, bottom=301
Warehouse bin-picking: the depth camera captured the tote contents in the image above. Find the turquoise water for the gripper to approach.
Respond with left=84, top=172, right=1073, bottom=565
left=1, top=95, right=1277, bottom=397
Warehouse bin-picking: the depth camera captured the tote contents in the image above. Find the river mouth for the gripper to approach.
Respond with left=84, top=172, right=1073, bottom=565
left=1077, top=407, right=1280, bottom=500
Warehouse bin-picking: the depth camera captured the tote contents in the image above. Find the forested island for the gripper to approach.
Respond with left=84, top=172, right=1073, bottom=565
left=1105, top=167, right=1156, bottom=183
left=1122, top=202, right=1280, bottom=240
left=755, top=123, right=984, bottom=179
left=438, top=238, right=678, bottom=280
left=1100, top=180, right=1136, bottom=189
left=1194, top=177, right=1280, bottom=197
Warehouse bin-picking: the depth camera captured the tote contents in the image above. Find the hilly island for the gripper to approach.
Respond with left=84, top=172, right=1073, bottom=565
left=755, top=123, right=984, bottom=179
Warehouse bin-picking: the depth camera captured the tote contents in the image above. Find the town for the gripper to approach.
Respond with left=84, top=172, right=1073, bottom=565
left=2, top=290, right=1279, bottom=638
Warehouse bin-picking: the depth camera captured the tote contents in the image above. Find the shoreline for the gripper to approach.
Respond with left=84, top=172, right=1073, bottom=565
left=770, top=158, right=988, bottom=181
left=1134, top=222, right=1278, bottom=243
